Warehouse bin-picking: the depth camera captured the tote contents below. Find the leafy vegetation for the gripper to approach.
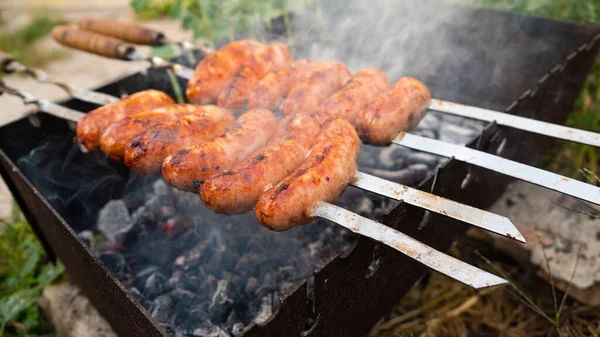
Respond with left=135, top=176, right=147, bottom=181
left=0, top=205, right=64, bottom=337
left=0, top=14, right=67, bottom=72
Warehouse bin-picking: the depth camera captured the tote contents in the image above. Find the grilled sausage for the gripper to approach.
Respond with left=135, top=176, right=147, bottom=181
left=100, top=104, right=204, bottom=161
left=282, top=62, right=352, bottom=117
left=186, top=40, right=265, bottom=104
left=124, top=106, right=235, bottom=175
left=356, top=77, right=431, bottom=146
left=312, top=68, right=390, bottom=125
left=246, top=59, right=316, bottom=110
left=76, top=89, right=174, bottom=151
left=217, top=43, right=292, bottom=109
left=255, top=119, right=360, bottom=231
left=200, top=114, right=321, bottom=215
left=162, top=108, right=278, bottom=192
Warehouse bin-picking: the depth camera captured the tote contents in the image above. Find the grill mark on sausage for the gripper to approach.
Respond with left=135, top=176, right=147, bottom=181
left=274, top=183, right=289, bottom=196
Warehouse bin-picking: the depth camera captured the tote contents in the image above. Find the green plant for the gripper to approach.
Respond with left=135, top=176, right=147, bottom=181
left=130, top=0, right=316, bottom=46
left=0, top=14, right=68, bottom=71
left=0, top=205, right=64, bottom=337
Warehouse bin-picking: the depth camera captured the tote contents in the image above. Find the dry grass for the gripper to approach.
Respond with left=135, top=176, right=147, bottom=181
left=370, top=239, right=600, bottom=337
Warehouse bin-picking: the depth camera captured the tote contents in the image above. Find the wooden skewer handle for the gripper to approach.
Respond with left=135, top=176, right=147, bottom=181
left=78, top=16, right=166, bottom=46
left=51, top=26, right=135, bottom=60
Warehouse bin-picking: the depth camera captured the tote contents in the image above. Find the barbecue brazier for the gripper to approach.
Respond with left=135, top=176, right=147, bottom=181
left=1, top=1, right=600, bottom=336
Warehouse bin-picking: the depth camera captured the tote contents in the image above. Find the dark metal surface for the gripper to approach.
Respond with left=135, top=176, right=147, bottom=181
left=0, top=3, right=599, bottom=337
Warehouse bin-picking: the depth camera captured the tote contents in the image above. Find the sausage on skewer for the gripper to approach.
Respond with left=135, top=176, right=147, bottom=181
left=100, top=104, right=209, bottom=161
left=312, top=68, right=391, bottom=125
left=255, top=119, right=360, bottom=231
left=356, top=77, right=431, bottom=146
left=217, top=43, right=292, bottom=109
left=162, top=108, right=278, bottom=192
left=282, top=62, right=352, bottom=117
left=124, top=106, right=235, bottom=175
left=186, top=40, right=265, bottom=104
left=200, top=114, right=321, bottom=215
left=77, top=89, right=174, bottom=151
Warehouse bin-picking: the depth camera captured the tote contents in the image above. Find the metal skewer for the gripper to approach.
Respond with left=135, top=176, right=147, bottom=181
left=0, top=51, right=118, bottom=106
left=429, top=99, right=600, bottom=147
left=394, top=132, right=600, bottom=205
left=0, top=83, right=514, bottom=289
left=312, top=201, right=507, bottom=289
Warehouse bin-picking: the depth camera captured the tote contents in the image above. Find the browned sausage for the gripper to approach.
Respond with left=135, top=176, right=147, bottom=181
left=124, top=106, right=235, bottom=175
left=217, top=43, right=292, bottom=109
left=199, top=114, right=321, bottom=215
left=282, top=62, right=352, bottom=117
left=186, top=40, right=265, bottom=104
left=162, top=108, right=278, bottom=192
left=246, top=59, right=316, bottom=110
left=311, top=68, right=390, bottom=125
left=76, top=89, right=174, bottom=151
left=255, top=119, right=360, bottom=231
left=356, top=77, right=431, bottom=146
left=100, top=104, right=203, bottom=161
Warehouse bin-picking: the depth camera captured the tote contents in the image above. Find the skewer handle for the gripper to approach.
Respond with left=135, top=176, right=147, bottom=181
left=51, top=26, right=135, bottom=60
left=78, top=17, right=166, bottom=46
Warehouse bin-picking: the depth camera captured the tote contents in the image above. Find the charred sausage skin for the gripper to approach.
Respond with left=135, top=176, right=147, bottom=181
left=124, top=106, right=235, bottom=175
left=186, top=40, right=265, bottom=104
left=282, top=62, right=352, bottom=117
left=100, top=104, right=203, bottom=161
left=356, top=77, right=431, bottom=146
left=312, top=68, right=390, bottom=125
left=162, top=108, right=278, bottom=192
left=255, top=119, right=360, bottom=231
left=76, top=89, right=174, bottom=151
left=217, top=43, right=292, bottom=109
left=200, top=114, right=321, bottom=215
left=246, top=59, right=316, bottom=110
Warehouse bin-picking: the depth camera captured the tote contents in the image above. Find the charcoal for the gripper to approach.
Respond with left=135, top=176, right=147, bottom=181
left=98, top=251, right=128, bottom=276
left=244, top=277, right=259, bottom=296
left=129, top=287, right=151, bottom=309
left=159, top=322, right=176, bottom=337
left=144, top=271, right=171, bottom=299
left=77, top=230, right=94, bottom=248
left=131, top=206, right=158, bottom=232
left=405, top=152, right=441, bottom=168
left=97, top=200, right=132, bottom=242
left=153, top=179, right=171, bottom=197
left=149, top=293, right=175, bottom=324
left=168, top=270, right=198, bottom=292
left=209, top=280, right=234, bottom=325
left=231, top=323, right=245, bottom=336
left=175, top=240, right=209, bottom=271
left=253, top=294, right=273, bottom=325
left=415, top=113, right=441, bottom=131
left=171, top=288, right=200, bottom=308
left=197, top=274, right=218, bottom=302
left=377, top=146, right=410, bottom=169
left=439, top=123, right=477, bottom=145
left=175, top=321, right=229, bottom=337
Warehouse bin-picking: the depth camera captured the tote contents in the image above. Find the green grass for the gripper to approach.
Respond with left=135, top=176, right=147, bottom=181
left=0, top=14, right=68, bottom=72
left=0, top=205, right=64, bottom=337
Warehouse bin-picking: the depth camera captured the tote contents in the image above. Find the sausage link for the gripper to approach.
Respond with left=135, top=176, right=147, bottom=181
left=217, top=43, right=292, bottom=109
left=78, top=17, right=166, bottom=46
left=282, top=62, right=351, bottom=117
left=124, top=106, right=235, bottom=175
left=51, top=26, right=135, bottom=60
left=186, top=40, right=265, bottom=104
left=312, top=68, right=390, bottom=125
left=100, top=104, right=204, bottom=161
left=255, top=119, right=360, bottom=231
left=246, top=59, right=316, bottom=110
left=200, top=114, right=321, bottom=215
left=356, top=77, right=431, bottom=146
left=76, top=89, right=174, bottom=151
left=162, top=108, right=278, bottom=192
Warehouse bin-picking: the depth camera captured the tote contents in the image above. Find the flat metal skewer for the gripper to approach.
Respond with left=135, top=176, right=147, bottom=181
left=0, top=83, right=524, bottom=243
left=312, top=201, right=508, bottom=289
left=352, top=172, right=525, bottom=242
left=394, top=132, right=600, bottom=206
left=429, top=99, right=600, bottom=148
left=0, top=52, right=119, bottom=106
